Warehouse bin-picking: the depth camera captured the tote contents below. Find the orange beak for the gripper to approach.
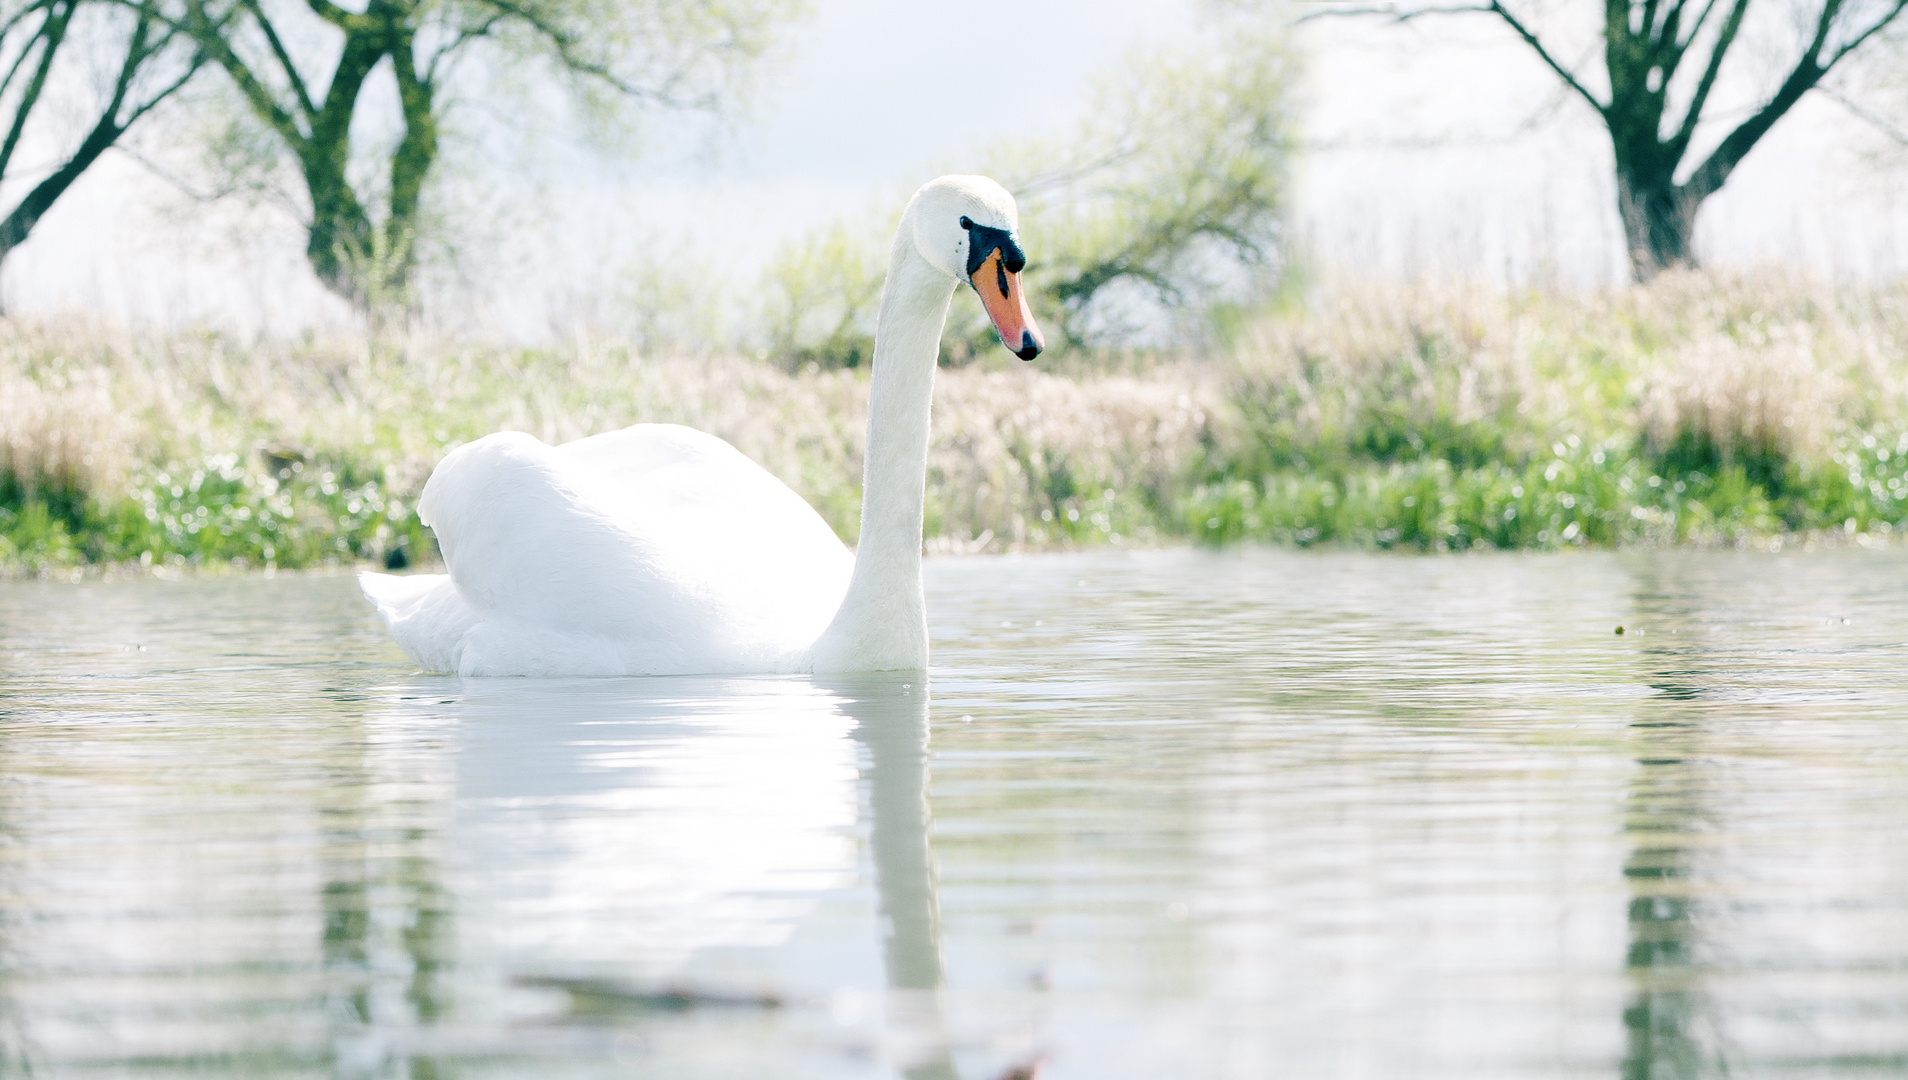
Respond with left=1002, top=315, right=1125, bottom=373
left=970, top=250, right=1044, bottom=361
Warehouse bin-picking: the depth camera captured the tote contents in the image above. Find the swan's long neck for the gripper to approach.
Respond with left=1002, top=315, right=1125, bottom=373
left=812, top=230, right=954, bottom=673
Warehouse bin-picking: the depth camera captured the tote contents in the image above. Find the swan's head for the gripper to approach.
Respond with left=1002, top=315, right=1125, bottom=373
left=907, top=175, right=1045, bottom=361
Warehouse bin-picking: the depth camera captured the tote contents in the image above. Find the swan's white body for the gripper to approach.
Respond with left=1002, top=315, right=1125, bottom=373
left=361, top=175, right=1036, bottom=676
left=359, top=425, right=853, bottom=675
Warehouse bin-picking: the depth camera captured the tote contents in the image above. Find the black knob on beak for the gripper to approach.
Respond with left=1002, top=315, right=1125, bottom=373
left=1016, top=332, right=1041, bottom=361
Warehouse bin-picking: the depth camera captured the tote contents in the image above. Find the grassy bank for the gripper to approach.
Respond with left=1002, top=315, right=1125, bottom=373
left=5, top=271, right=1908, bottom=575
left=1195, top=271, right=1908, bottom=549
left=0, top=322, right=1210, bottom=574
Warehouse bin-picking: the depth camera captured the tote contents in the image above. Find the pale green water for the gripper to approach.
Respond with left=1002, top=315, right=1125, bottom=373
left=2, top=548, right=1908, bottom=1079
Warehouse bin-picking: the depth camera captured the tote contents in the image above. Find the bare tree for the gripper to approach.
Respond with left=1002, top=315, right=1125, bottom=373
left=1312, top=0, right=1908, bottom=280
left=164, top=0, right=798, bottom=312
left=0, top=0, right=201, bottom=308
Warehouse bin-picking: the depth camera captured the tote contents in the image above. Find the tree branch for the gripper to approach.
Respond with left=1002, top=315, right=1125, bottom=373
left=1679, top=0, right=1857, bottom=200
left=1685, top=0, right=1908, bottom=196
left=181, top=0, right=311, bottom=146
left=117, top=41, right=206, bottom=129
left=386, top=25, right=434, bottom=260
left=1641, top=0, right=1664, bottom=43
left=1299, top=2, right=1607, bottom=113
left=0, top=0, right=203, bottom=255
left=464, top=0, right=722, bottom=106
left=0, top=1, right=60, bottom=108
left=1827, top=0, right=1908, bottom=66
left=1651, top=0, right=1723, bottom=84
left=1651, top=0, right=1706, bottom=76
left=117, top=143, right=248, bottom=200
left=0, top=0, right=59, bottom=46
left=0, top=0, right=73, bottom=182
left=302, top=0, right=357, bottom=31
left=1800, top=0, right=1843, bottom=70
left=303, top=15, right=394, bottom=168
left=1667, top=0, right=1747, bottom=156
left=1485, top=0, right=1607, bottom=115
left=1673, top=0, right=1722, bottom=50
left=97, top=0, right=155, bottom=123
left=1818, top=83, right=1908, bottom=147
left=240, top=0, right=316, bottom=118
left=423, top=11, right=504, bottom=84
left=1294, top=3, right=1493, bottom=23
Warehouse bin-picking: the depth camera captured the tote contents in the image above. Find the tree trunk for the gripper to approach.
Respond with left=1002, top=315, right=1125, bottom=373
left=1462, top=0, right=1908, bottom=285
left=1603, top=76, right=1700, bottom=282
left=296, top=21, right=389, bottom=303
left=294, top=7, right=434, bottom=316
left=381, top=26, right=437, bottom=310
left=1615, top=170, right=1701, bottom=281
left=302, top=168, right=375, bottom=300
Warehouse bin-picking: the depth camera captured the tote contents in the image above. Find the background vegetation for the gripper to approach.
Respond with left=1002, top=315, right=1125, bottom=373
left=166, top=0, right=797, bottom=311
left=10, top=271, right=1908, bottom=575
left=756, top=26, right=1295, bottom=369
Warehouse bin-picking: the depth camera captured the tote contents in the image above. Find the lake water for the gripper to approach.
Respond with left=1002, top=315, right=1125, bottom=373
left=3, top=548, right=1907, bottom=1079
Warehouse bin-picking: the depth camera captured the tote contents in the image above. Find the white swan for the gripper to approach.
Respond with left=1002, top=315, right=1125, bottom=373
left=360, top=175, right=1044, bottom=676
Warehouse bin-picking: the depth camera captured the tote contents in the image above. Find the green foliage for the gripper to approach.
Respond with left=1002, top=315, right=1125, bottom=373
left=1003, top=25, right=1296, bottom=351
left=1191, top=273, right=1908, bottom=550
left=490, top=0, right=803, bottom=137
left=0, top=452, right=428, bottom=573
left=1185, top=429, right=1908, bottom=551
left=757, top=221, right=884, bottom=371
left=758, top=16, right=1296, bottom=369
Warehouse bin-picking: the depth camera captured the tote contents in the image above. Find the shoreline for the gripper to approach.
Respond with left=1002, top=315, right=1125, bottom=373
left=6, top=527, right=1901, bottom=586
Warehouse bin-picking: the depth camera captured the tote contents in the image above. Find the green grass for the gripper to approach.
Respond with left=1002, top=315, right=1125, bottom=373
left=1183, top=271, right=1908, bottom=550
left=1186, top=429, right=1908, bottom=550
left=0, top=453, right=428, bottom=572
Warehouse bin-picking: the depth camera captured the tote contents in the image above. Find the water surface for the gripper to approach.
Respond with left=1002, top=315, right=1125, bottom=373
left=3, top=548, right=1907, bottom=1078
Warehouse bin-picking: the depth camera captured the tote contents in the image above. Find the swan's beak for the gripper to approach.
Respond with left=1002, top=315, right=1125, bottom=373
left=971, top=250, right=1044, bottom=361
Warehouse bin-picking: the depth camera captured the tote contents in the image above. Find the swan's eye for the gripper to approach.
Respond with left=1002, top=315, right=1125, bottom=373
left=959, top=216, right=973, bottom=230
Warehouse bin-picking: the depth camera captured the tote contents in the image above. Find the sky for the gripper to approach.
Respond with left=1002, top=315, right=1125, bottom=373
left=6, top=0, right=1905, bottom=337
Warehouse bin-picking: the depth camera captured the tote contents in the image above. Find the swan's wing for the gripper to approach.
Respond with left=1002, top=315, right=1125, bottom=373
left=416, top=427, right=851, bottom=671
left=558, top=426, right=855, bottom=645
left=552, top=423, right=737, bottom=486
left=557, top=422, right=851, bottom=583
left=419, top=430, right=676, bottom=633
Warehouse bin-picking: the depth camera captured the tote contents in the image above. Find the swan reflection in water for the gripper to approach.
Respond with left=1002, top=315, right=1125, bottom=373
left=828, top=675, right=961, bottom=1080
left=368, top=671, right=984, bottom=1078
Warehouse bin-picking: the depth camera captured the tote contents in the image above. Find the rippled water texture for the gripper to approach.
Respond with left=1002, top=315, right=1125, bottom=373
left=4, top=549, right=1908, bottom=1078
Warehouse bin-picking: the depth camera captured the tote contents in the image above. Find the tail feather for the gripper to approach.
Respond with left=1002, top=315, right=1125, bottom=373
left=359, top=572, right=473, bottom=674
